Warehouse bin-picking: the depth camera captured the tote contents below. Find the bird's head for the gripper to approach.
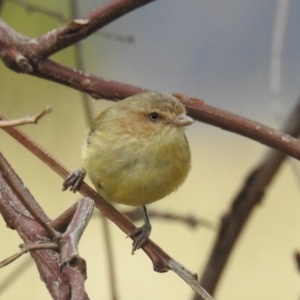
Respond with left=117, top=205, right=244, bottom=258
left=112, top=92, right=194, bottom=139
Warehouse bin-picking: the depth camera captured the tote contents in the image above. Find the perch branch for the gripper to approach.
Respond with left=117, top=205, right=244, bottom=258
left=8, top=58, right=300, bottom=164
left=1, top=15, right=300, bottom=162
left=0, top=115, right=214, bottom=300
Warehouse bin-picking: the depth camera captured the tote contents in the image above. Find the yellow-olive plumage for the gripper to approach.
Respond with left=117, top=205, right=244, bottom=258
left=57, top=92, right=195, bottom=252
left=82, top=92, right=193, bottom=207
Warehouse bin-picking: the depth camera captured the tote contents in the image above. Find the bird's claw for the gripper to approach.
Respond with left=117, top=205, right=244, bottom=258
left=128, top=222, right=152, bottom=254
left=62, top=168, right=86, bottom=192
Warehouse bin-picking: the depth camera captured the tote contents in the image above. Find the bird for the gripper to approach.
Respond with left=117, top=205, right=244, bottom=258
left=63, top=92, right=193, bottom=253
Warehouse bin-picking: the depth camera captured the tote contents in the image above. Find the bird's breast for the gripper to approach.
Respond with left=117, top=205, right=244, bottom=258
left=83, top=130, right=191, bottom=206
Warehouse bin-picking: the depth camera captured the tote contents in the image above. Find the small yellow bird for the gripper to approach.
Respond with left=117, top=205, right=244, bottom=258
left=63, top=92, right=193, bottom=252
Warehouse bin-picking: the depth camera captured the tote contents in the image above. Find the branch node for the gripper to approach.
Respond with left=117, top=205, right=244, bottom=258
left=15, top=53, right=33, bottom=72
left=73, top=19, right=89, bottom=26
left=58, top=19, right=89, bottom=40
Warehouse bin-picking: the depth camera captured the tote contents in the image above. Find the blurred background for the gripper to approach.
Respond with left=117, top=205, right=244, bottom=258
left=1, top=0, right=300, bottom=299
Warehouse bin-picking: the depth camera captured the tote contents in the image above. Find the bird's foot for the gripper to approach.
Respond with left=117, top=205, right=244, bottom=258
left=128, top=222, right=152, bottom=254
left=62, top=168, right=86, bottom=192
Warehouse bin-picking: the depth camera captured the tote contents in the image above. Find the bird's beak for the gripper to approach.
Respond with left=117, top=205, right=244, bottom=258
left=172, top=114, right=194, bottom=127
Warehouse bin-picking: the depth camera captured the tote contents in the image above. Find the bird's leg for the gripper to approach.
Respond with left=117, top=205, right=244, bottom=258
left=62, top=168, right=86, bottom=192
left=128, top=206, right=152, bottom=254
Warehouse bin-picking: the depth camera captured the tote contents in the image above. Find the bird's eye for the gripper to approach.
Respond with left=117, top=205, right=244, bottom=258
left=149, top=112, right=160, bottom=122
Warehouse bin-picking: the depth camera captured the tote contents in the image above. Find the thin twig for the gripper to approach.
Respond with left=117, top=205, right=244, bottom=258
left=0, top=243, right=58, bottom=268
left=0, top=106, right=52, bottom=127
left=10, top=0, right=67, bottom=22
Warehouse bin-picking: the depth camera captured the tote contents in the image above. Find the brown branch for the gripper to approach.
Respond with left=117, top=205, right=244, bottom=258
left=61, top=260, right=89, bottom=300
left=0, top=115, right=214, bottom=300
left=0, top=153, right=69, bottom=299
left=1, top=10, right=300, bottom=162
left=33, top=0, right=156, bottom=57
left=0, top=0, right=155, bottom=62
left=34, top=59, right=147, bottom=99
left=0, top=0, right=155, bottom=72
left=294, top=252, right=300, bottom=273
left=175, top=94, right=300, bottom=162
left=0, top=114, right=170, bottom=270
left=59, top=197, right=94, bottom=265
left=194, top=98, right=300, bottom=297
left=35, top=62, right=300, bottom=162
left=0, top=153, right=93, bottom=299
left=3, top=50, right=300, bottom=165
left=9, top=58, right=300, bottom=163
left=0, top=149, right=58, bottom=239
left=13, top=0, right=134, bottom=44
